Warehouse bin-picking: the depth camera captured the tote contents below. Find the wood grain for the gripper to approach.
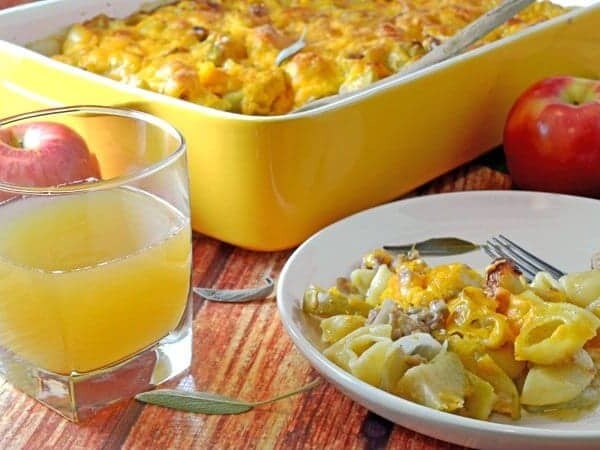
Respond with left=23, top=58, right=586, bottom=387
left=0, top=2, right=513, bottom=443
left=0, top=160, right=510, bottom=450
left=0, top=0, right=33, bottom=8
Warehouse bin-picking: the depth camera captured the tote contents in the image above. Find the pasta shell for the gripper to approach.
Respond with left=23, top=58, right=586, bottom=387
left=520, top=349, right=596, bottom=406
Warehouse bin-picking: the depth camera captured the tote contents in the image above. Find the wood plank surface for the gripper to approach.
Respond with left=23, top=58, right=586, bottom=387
left=0, top=144, right=512, bottom=450
left=0, top=4, right=519, bottom=448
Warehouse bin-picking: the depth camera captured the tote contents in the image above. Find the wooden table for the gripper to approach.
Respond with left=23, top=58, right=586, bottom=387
left=0, top=149, right=512, bottom=450
left=0, top=3, right=516, bottom=448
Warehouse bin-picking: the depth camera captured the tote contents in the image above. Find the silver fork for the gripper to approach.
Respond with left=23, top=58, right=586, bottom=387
left=484, top=234, right=566, bottom=280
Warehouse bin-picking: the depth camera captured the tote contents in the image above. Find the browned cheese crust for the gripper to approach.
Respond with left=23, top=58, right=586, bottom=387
left=52, top=0, right=568, bottom=115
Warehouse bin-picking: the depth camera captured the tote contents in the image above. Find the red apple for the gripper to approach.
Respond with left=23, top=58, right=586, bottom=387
left=0, top=121, right=101, bottom=189
left=503, top=76, right=600, bottom=198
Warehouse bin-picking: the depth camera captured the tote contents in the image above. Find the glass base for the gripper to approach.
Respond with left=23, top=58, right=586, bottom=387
left=0, top=305, right=192, bottom=422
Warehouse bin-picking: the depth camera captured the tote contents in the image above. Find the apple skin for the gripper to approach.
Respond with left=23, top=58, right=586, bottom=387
left=503, top=76, right=600, bottom=198
left=0, top=121, right=101, bottom=189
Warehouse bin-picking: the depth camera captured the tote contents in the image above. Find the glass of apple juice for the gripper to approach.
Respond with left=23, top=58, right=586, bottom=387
left=0, top=105, right=193, bottom=421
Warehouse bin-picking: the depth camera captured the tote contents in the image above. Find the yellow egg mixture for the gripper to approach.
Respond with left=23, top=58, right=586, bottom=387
left=52, top=0, right=568, bottom=115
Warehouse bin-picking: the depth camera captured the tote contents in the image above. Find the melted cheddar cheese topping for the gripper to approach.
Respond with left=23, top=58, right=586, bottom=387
left=52, top=0, right=568, bottom=115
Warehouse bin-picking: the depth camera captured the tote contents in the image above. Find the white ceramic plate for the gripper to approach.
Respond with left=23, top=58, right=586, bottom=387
left=277, top=191, right=600, bottom=450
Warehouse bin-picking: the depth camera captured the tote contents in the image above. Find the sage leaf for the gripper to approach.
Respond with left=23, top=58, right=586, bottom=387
left=135, top=390, right=254, bottom=414
left=193, top=277, right=274, bottom=303
left=383, top=237, right=480, bottom=256
left=135, top=378, right=322, bottom=415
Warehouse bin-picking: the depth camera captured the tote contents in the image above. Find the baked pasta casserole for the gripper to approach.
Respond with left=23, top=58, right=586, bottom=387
left=52, top=0, right=568, bottom=115
left=303, top=248, right=600, bottom=421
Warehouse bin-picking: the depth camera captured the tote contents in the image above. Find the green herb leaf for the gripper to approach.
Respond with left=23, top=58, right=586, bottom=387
left=135, top=378, right=322, bottom=415
left=193, top=276, right=274, bottom=303
left=383, top=237, right=480, bottom=256
left=136, top=389, right=254, bottom=414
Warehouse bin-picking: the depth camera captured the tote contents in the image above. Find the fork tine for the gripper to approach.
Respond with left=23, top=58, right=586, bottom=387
left=485, top=238, right=537, bottom=280
left=497, top=234, right=565, bottom=279
left=484, top=235, right=565, bottom=280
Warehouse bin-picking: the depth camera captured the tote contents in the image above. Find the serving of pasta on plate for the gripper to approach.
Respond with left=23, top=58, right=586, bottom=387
left=277, top=191, right=600, bottom=448
left=302, top=247, right=600, bottom=421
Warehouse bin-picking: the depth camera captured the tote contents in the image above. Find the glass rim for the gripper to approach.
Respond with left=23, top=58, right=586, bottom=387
left=0, top=105, right=186, bottom=195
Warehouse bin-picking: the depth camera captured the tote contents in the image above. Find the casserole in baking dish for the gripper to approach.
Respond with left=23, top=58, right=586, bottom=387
left=0, top=0, right=599, bottom=250
left=49, top=0, right=567, bottom=115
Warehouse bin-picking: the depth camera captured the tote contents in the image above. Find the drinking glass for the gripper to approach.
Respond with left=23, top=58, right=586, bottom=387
left=0, top=106, right=192, bottom=421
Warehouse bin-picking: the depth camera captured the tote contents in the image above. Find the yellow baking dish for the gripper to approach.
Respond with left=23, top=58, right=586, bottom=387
left=0, top=0, right=599, bottom=250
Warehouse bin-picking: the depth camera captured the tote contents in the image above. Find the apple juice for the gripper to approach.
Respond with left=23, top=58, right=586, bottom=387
left=0, top=187, right=191, bottom=375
